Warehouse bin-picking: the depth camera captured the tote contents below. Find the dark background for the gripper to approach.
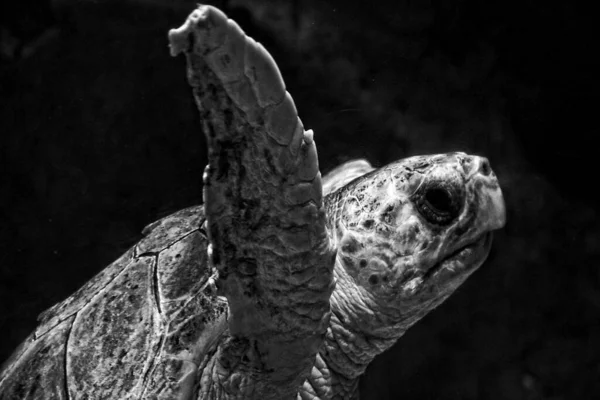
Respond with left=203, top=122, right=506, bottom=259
left=1, top=0, right=599, bottom=398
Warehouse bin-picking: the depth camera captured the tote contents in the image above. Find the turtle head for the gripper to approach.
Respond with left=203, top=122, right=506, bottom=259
left=326, top=152, right=505, bottom=328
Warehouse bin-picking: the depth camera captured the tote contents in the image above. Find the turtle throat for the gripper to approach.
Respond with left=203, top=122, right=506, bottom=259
left=318, top=262, right=410, bottom=382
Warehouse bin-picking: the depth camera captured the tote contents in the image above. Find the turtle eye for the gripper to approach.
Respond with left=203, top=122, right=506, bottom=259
left=425, top=188, right=453, bottom=213
left=414, top=181, right=463, bottom=225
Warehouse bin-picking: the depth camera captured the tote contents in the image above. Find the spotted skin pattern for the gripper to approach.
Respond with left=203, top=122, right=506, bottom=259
left=311, top=153, right=505, bottom=399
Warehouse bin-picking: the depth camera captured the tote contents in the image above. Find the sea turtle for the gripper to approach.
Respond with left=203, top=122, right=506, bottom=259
left=0, top=5, right=506, bottom=400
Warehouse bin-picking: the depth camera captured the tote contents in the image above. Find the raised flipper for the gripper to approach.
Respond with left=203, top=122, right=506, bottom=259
left=169, top=5, right=336, bottom=399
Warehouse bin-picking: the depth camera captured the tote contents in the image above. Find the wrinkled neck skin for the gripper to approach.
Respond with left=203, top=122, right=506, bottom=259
left=307, top=261, right=423, bottom=399
left=308, top=232, right=452, bottom=399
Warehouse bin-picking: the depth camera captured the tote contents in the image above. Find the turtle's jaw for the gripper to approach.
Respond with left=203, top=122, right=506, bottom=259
left=399, top=232, right=492, bottom=297
left=429, top=231, right=493, bottom=278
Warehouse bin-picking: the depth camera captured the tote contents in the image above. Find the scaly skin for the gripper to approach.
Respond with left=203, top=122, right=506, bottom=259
left=305, top=153, right=505, bottom=399
left=169, top=6, right=336, bottom=399
left=0, top=5, right=506, bottom=400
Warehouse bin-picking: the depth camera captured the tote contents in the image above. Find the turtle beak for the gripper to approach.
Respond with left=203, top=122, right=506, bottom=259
left=486, top=185, right=506, bottom=231
left=468, top=156, right=506, bottom=231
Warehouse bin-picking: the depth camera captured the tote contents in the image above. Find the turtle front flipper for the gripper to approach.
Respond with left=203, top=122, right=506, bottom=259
left=169, top=6, right=336, bottom=399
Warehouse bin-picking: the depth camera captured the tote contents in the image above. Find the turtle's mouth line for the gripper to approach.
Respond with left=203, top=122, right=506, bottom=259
left=426, top=232, right=492, bottom=279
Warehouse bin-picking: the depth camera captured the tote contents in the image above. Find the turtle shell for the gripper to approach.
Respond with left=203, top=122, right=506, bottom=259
left=0, top=158, right=368, bottom=399
left=322, top=159, right=374, bottom=196
left=0, top=205, right=228, bottom=399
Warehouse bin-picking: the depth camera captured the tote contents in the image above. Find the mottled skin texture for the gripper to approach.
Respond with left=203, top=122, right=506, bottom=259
left=0, top=5, right=506, bottom=400
left=309, top=153, right=504, bottom=399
